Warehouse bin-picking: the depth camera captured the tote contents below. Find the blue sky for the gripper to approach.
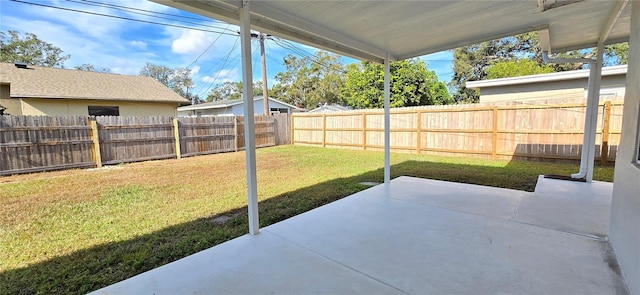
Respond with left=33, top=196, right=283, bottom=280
left=1, top=0, right=454, bottom=99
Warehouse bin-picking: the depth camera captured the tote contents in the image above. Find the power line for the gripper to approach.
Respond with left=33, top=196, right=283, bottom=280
left=63, top=0, right=235, bottom=33
left=271, top=38, right=347, bottom=74
left=265, top=42, right=285, bottom=66
left=185, top=23, right=233, bottom=69
left=196, top=38, right=241, bottom=97
left=9, top=0, right=238, bottom=36
left=275, top=38, right=315, bottom=56
left=78, top=0, right=217, bottom=23
left=272, top=38, right=311, bottom=57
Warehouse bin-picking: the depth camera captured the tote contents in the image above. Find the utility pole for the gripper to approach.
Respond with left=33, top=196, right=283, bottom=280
left=251, top=32, right=270, bottom=115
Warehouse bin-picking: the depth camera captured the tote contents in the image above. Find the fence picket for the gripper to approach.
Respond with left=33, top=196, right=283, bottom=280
left=291, top=102, right=623, bottom=163
left=1, top=114, right=287, bottom=176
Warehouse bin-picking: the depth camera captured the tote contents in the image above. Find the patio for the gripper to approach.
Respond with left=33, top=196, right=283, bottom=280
left=91, top=176, right=628, bottom=294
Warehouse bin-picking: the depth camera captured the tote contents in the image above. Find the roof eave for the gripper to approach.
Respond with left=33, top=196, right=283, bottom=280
left=11, top=95, right=189, bottom=104
left=150, top=0, right=390, bottom=63
left=466, top=65, right=628, bottom=90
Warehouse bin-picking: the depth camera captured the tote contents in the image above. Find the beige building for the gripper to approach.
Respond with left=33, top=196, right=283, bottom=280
left=0, top=62, right=189, bottom=116
left=466, top=65, right=627, bottom=104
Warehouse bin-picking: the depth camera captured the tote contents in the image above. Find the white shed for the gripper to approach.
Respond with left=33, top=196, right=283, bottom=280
left=177, top=96, right=302, bottom=117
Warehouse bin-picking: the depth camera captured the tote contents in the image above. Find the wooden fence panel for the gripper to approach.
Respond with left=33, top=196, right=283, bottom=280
left=1, top=114, right=284, bottom=176
left=292, top=101, right=625, bottom=163
left=236, top=115, right=276, bottom=150
left=0, top=115, right=94, bottom=175
left=292, top=115, right=323, bottom=146
left=273, top=113, right=290, bottom=145
left=96, top=116, right=176, bottom=165
left=421, top=108, right=493, bottom=157
left=325, top=113, right=363, bottom=150
left=178, top=116, right=236, bottom=157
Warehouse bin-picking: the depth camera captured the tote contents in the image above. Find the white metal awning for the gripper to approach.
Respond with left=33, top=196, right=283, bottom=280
left=153, top=0, right=631, bottom=63
left=151, top=0, right=633, bottom=235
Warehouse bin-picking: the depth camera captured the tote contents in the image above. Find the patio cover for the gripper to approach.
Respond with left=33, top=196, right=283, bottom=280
left=152, top=0, right=633, bottom=227
left=150, top=1, right=639, bottom=292
left=153, top=0, right=631, bottom=62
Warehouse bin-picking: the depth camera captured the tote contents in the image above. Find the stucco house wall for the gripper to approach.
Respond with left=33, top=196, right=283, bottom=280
left=178, top=97, right=300, bottom=117
left=610, top=3, right=640, bottom=294
left=467, top=66, right=627, bottom=104
left=229, top=99, right=293, bottom=116
left=0, top=63, right=189, bottom=117
left=16, top=98, right=178, bottom=117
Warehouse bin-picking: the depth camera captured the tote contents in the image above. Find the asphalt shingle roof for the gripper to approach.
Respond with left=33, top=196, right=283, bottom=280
left=0, top=63, right=189, bottom=104
left=177, top=96, right=300, bottom=111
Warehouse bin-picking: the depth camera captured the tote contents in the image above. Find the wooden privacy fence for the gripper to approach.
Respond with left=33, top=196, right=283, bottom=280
left=291, top=102, right=624, bottom=164
left=0, top=116, right=95, bottom=175
left=1, top=114, right=289, bottom=176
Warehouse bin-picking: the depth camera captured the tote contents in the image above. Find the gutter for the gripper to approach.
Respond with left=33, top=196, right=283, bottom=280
left=542, top=49, right=602, bottom=181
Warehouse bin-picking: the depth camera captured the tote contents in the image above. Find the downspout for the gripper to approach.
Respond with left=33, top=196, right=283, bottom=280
left=541, top=50, right=601, bottom=181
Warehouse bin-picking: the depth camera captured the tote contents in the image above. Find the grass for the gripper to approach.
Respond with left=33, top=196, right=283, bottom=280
left=0, top=145, right=615, bottom=294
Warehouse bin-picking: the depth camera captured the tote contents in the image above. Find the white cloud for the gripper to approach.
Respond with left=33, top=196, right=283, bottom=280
left=130, top=41, right=147, bottom=50
left=201, top=69, right=239, bottom=84
left=172, top=30, right=214, bottom=55
left=190, top=65, right=200, bottom=76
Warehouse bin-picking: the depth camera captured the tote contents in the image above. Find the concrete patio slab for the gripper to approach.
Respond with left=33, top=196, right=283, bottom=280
left=363, top=177, right=528, bottom=220
left=92, top=229, right=405, bottom=295
left=91, top=176, right=628, bottom=295
left=514, top=175, right=613, bottom=238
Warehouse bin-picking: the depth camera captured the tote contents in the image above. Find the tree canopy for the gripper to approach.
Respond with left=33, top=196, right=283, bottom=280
left=270, top=51, right=345, bottom=109
left=342, top=59, right=451, bottom=109
left=74, top=63, right=111, bottom=73
left=139, top=63, right=200, bottom=104
left=268, top=51, right=451, bottom=109
left=485, top=59, right=554, bottom=79
left=0, top=30, right=70, bottom=68
left=449, top=31, right=629, bottom=103
left=206, top=81, right=263, bottom=102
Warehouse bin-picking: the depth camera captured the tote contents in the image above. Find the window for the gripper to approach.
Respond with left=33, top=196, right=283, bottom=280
left=270, top=108, right=288, bottom=114
left=88, top=106, right=119, bottom=116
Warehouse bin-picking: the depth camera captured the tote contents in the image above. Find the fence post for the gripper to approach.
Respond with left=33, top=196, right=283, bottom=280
left=289, top=114, right=294, bottom=145
left=492, top=107, right=499, bottom=159
left=172, top=117, right=181, bottom=159
left=270, top=115, right=276, bottom=146
left=89, top=118, right=102, bottom=168
left=600, top=101, right=611, bottom=165
left=322, top=114, right=326, bottom=147
left=416, top=110, right=422, bottom=153
left=234, top=116, right=239, bottom=152
left=362, top=113, right=367, bottom=150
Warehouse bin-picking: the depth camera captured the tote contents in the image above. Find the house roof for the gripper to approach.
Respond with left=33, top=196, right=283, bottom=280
left=0, top=63, right=190, bottom=105
left=308, top=104, right=352, bottom=113
left=466, top=65, right=628, bottom=90
left=177, top=96, right=300, bottom=111
left=153, top=1, right=631, bottom=64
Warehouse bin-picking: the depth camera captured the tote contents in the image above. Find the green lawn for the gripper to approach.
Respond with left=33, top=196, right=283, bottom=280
left=0, top=145, right=615, bottom=294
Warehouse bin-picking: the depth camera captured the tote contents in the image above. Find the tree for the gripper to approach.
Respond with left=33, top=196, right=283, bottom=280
left=139, top=63, right=196, bottom=103
left=271, top=51, right=345, bottom=109
left=450, top=31, right=629, bottom=103
left=605, top=42, right=629, bottom=65
left=206, top=81, right=263, bottom=102
left=485, top=59, right=554, bottom=79
left=74, top=63, right=111, bottom=73
left=0, top=30, right=70, bottom=67
left=341, top=59, right=451, bottom=109
left=207, top=81, right=242, bottom=101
